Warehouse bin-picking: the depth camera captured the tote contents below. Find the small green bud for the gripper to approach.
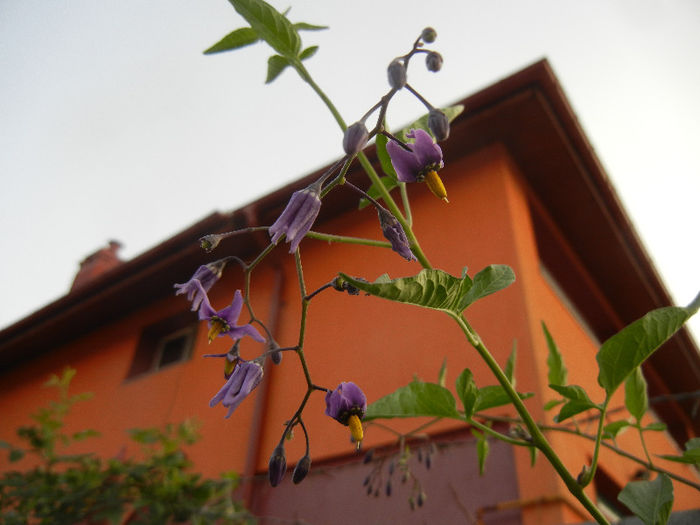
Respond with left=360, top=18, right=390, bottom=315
left=343, top=122, right=369, bottom=155
left=387, top=59, right=407, bottom=89
left=421, top=27, right=437, bottom=43
left=425, top=51, right=443, bottom=72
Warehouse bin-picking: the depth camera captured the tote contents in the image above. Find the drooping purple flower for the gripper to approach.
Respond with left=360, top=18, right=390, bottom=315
left=269, top=182, right=322, bottom=253
left=325, top=382, right=367, bottom=446
left=196, top=283, right=264, bottom=344
left=210, top=358, right=264, bottom=418
left=377, top=208, right=415, bottom=261
left=386, top=129, right=448, bottom=202
left=386, top=129, right=443, bottom=183
left=174, top=260, right=226, bottom=311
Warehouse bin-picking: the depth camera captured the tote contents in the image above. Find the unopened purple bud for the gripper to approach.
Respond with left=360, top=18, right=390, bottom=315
left=387, top=59, right=407, bottom=89
left=268, top=340, right=283, bottom=365
left=343, top=122, right=369, bottom=155
left=292, top=455, right=311, bottom=484
left=268, top=445, right=287, bottom=487
left=428, top=109, right=449, bottom=141
left=377, top=208, right=415, bottom=262
left=417, top=492, right=426, bottom=507
left=425, top=51, right=443, bottom=72
left=421, top=27, right=437, bottom=43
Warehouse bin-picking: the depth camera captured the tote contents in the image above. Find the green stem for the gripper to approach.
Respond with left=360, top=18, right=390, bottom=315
left=306, top=230, right=392, bottom=248
left=450, top=313, right=610, bottom=525
left=293, top=250, right=313, bottom=388
left=580, top=398, right=609, bottom=487
left=468, top=418, right=532, bottom=447
left=636, top=423, right=655, bottom=467
left=400, top=182, right=413, bottom=227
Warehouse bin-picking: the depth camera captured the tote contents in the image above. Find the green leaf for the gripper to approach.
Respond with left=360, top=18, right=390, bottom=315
left=456, top=368, right=478, bottom=418
left=72, top=429, right=100, bottom=441
left=458, top=265, right=515, bottom=311
left=618, top=474, right=673, bottom=525
left=474, top=385, right=533, bottom=413
left=643, top=422, right=667, bottom=432
left=472, top=430, right=489, bottom=475
left=265, top=54, right=290, bottom=83
left=543, top=399, right=564, bottom=411
left=358, top=175, right=400, bottom=210
left=625, top=366, right=648, bottom=421
left=603, top=420, right=631, bottom=440
left=298, top=45, right=318, bottom=60
left=339, top=268, right=473, bottom=315
left=293, top=22, right=328, bottom=31
left=228, top=0, right=301, bottom=59
left=364, top=381, right=460, bottom=421
left=548, top=384, right=600, bottom=423
left=504, top=341, right=517, bottom=387
left=359, top=133, right=398, bottom=209
left=543, top=322, right=567, bottom=387
left=597, top=295, right=699, bottom=395
left=658, top=438, right=700, bottom=465
left=437, top=358, right=448, bottom=387
left=9, top=448, right=25, bottom=462
left=398, top=105, right=465, bottom=141
left=203, top=27, right=260, bottom=55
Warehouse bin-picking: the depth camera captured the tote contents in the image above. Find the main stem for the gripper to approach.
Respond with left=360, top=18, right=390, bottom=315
left=451, top=314, right=610, bottom=525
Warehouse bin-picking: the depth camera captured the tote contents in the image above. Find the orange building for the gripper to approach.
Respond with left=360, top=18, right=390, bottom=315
left=1, top=60, right=698, bottom=524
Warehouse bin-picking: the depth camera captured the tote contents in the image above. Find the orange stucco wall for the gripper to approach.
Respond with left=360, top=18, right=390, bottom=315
left=1, top=144, right=697, bottom=523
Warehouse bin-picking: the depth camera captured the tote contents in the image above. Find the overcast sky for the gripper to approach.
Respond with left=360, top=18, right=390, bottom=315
left=1, top=0, right=698, bottom=339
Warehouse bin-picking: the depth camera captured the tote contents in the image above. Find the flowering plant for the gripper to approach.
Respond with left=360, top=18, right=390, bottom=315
left=173, top=1, right=700, bottom=523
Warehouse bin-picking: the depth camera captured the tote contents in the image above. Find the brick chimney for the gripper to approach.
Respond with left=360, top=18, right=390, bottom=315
left=70, top=240, right=123, bottom=291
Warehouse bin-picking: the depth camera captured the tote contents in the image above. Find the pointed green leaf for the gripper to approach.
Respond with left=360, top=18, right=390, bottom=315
left=437, top=358, right=448, bottom=388
left=265, top=54, right=290, bottom=83
left=364, top=381, right=460, bottom=421
left=603, top=420, right=631, bottom=440
left=625, top=366, right=648, bottom=421
left=543, top=399, right=564, bottom=411
left=543, top=322, right=567, bottom=387
left=9, top=448, right=25, bottom=462
left=456, top=368, right=478, bottom=418
left=658, top=438, right=700, bottom=465
left=228, top=0, right=301, bottom=58
left=597, top=294, right=699, bottom=396
left=549, top=384, right=600, bottom=422
left=474, top=385, right=533, bottom=412
left=458, top=265, right=515, bottom=310
left=338, top=268, right=473, bottom=315
left=293, top=22, right=328, bottom=31
left=643, top=422, right=667, bottom=432
left=204, top=27, right=260, bottom=54
left=359, top=133, right=399, bottom=209
left=618, top=474, right=673, bottom=525
left=504, top=341, right=517, bottom=387
left=299, top=45, right=318, bottom=60
left=472, top=429, right=489, bottom=475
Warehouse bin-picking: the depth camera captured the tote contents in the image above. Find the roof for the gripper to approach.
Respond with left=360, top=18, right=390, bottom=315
left=2, top=59, right=697, bottom=442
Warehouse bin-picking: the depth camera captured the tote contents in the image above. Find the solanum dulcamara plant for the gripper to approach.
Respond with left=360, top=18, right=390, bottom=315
left=174, top=1, right=700, bottom=523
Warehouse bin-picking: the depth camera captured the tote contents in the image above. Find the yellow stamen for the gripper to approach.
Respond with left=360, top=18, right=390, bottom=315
left=348, top=414, right=364, bottom=449
left=425, top=170, right=449, bottom=203
left=207, top=318, right=228, bottom=343
left=224, top=357, right=238, bottom=377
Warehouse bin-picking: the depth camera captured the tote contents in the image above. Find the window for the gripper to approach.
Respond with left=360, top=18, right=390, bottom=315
left=126, top=311, right=197, bottom=380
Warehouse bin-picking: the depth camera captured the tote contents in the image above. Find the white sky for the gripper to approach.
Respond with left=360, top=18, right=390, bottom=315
left=1, top=0, right=699, bottom=340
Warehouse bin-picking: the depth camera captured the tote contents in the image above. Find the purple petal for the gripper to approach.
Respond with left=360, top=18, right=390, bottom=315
left=387, top=139, right=421, bottom=182
left=195, top=281, right=216, bottom=320
left=410, top=129, right=443, bottom=168
left=229, top=323, right=265, bottom=343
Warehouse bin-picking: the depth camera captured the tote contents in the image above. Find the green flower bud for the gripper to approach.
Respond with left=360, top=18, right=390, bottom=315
left=421, top=27, right=437, bottom=43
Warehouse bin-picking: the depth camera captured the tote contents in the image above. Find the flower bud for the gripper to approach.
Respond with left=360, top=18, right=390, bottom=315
left=421, top=27, right=437, bottom=43
left=343, top=122, right=369, bottom=155
left=292, top=455, right=311, bottom=484
left=417, top=492, right=426, bottom=507
left=428, top=109, right=449, bottom=141
left=425, top=51, right=443, bottom=72
left=268, top=445, right=287, bottom=487
left=267, top=340, right=283, bottom=365
left=199, top=234, right=223, bottom=253
left=387, top=59, right=407, bottom=89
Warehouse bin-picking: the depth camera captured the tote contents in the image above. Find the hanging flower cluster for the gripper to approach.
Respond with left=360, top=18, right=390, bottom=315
left=174, top=24, right=449, bottom=488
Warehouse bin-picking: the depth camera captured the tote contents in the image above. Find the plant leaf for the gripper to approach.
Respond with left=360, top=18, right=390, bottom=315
left=358, top=175, right=400, bottom=210
left=437, top=358, right=448, bottom=387
left=458, top=265, right=515, bottom=311
left=456, top=368, right=478, bottom=418
left=643, top=422, right=667, bottom=432
left=618, top=474, right=673, bottom=525
left=597, top=294, right=699, bottom=396
left=474, top=385, right=533, bottom=413
left=265, top=54, right=290, bottom=83
left=658, top=437, right=700, bottom=465
left=504, top=341, right=517, bottom=387
left=548, top=384, right=600, bottom=423
left=364, top=381, right=460, bottom=421
left=543, top=322, right=567, bottom=387
left=203, top=27, right=260, bottom=54
left=299, top=45, right=318, bottom=60
left=603, top=420, right=631, bottom=440
left=472, top=429, right=489, bottom=476
left=228, top=0, right=301, bottom=59
left=293, top=22, right=328, bottom=31
left=625, top=366, right=648, bottom=421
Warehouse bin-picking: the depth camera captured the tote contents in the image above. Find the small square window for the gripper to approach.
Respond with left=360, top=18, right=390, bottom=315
left=126, top=311, right=197, bottom=380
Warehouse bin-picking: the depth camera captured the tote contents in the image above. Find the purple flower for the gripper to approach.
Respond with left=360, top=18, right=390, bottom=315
left=174, top=260, right=225, bottom=311
left=210, top=358, right=264, bottom=418
left=386, top=129, right=448, bottom=202
left=325, top=382, right=367, bottom=446
left=197, top=283, right=265, bottom=344
left=269, top=183, right=322, bottom=253
left=377, top=208, right=415, bottom=261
